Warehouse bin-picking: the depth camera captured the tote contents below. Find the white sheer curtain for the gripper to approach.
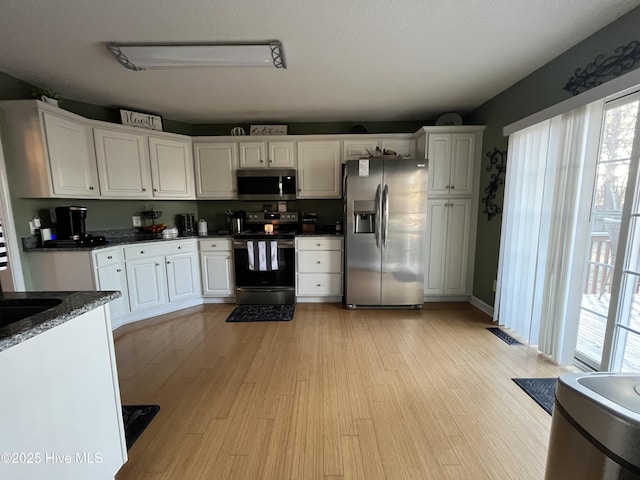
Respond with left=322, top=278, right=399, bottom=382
left=494, top=120, right=550, bottom=342
left=495, top=100, right=604, bottom=364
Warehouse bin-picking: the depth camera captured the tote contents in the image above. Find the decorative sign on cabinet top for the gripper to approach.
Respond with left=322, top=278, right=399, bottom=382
left=120, top=109, right=163, bottom=131
left=250, top=124, right=287, bottom=135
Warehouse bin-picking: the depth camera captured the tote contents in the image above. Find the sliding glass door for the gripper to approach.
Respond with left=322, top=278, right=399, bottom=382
left=576, top=93, right=640, bottom=370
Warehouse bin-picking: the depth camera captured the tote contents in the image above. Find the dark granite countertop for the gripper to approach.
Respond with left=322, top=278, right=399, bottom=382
left=0, top=291, right=121, bottom=352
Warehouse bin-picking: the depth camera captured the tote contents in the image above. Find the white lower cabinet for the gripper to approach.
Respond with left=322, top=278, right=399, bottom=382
left=94, top=248, right=129, bottom=328
left=424, top=198, right=472, bottom=296
left=124, top=240, right=200, bottom=312
left=296, top=236, right=343, bottom=300
left=199, top=238, right=235, bottom=297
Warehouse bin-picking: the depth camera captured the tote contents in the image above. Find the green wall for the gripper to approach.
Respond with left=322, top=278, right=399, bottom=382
left=466, top=6, right=640, bottom=306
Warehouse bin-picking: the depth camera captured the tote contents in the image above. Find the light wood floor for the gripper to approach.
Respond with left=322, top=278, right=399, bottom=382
left=113, top=302, right=575, bottom=480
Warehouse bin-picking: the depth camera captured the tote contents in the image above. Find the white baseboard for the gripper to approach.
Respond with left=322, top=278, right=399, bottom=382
left=423, top=295, right=469, bottom=302
left=469, top=296, right=494, bottom=317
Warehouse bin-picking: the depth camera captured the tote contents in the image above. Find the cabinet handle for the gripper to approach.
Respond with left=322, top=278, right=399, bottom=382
left=116, top=269, right=121, bottom=272
left=107, top=255, right=112, bottom=259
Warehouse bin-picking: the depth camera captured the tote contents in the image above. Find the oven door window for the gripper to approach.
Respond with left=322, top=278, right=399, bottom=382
left=234, top=244, right=294, bottom=287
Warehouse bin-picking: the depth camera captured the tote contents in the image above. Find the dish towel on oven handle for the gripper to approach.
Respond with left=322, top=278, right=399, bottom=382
left=247, top=240, right=278, bottom=271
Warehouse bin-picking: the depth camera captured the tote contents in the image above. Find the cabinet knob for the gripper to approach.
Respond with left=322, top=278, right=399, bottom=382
left=178, top=246, right=182, bottom=249
left=445, top=185, right=450, bottom=189
left=269, top=160, right=273, bottom=163
left=107, top=255, right=112, bottom=259
left=155, top=263, right=160, bottom=266
left=260, top=160, right=264, bottom=163
left=316, top=243, right=321, bottom=247
left=116, top=269, right=121, bottom=272
left=89, top=186, right=94, bottom=190
left=140, top=250, right=144, bottom=254
left=166, top=261, right=170, bottom=264
left=142, top=188, right=147, bottom=191
left=154, top=188, right=158, bottom=192
left=298, top=188, right=301, bottom=192
left=317, top=284, right=321, bottom=287
left=212, top=244, right=216, bottom=247
left=451, top=185, right=455, bottom=189
left=316, top=261, right=321, bottom=264
left=226, top=256, right=231, bottom=260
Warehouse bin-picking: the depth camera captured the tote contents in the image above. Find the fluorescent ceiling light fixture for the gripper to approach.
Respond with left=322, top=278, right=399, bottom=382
left=107, top=42, right=286, bottom=70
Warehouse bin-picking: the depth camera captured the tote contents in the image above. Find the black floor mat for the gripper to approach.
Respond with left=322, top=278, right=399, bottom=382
left=122, top=404, right=160, bottom=449
left=512, top=378, right=556, bottom=415
left=487, top=327, right=522, bottom=345
left=226, top=304, right=295, bottom=322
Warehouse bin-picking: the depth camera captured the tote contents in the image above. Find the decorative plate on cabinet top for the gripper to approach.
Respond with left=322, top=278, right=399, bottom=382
left=435, top=112, right=463, bottom=126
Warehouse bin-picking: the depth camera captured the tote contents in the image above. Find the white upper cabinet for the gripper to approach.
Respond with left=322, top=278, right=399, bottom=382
left=0, top=101, right=99, bottom=198
left=148, top=136, right=195, bottom=198
left=297, top=141, right=341, bottom=198
left=239, top=141, right=295, bottom=168
left=41, top=112, right=100, bottom=197
left=380, top=138, right=413, bottom=158
left=426, top=133, right=475, bottom=196
left=193, top=142, right=238, bottom=199
left=94, top=128, right=152, bottom=198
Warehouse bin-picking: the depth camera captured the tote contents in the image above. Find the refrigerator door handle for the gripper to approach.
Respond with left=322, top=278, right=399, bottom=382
left=375, top=184, right=382, bottom=248
left=382, top=184, right=389, bottom=248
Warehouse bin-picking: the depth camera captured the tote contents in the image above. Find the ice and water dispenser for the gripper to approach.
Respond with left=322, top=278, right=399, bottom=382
left=353, top=200, right=375, bottom=234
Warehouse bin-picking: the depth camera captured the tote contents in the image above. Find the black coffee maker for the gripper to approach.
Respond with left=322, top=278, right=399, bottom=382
left=44, top=206, right=106, bottom=247
left=56, top=206, right=87, bottom=240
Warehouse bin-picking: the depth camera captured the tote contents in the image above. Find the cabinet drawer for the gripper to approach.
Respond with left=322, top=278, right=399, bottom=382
left=199, top=238, right=232, bottom=252
left=297, top=250, right=342, bottom=273
left=94, top=248, right=123, bottom=267
left=124, top=240, right=197, bottom=260
left=296, top=237, right=343, bottom=251
left=297, top=273, right=342, bottom=296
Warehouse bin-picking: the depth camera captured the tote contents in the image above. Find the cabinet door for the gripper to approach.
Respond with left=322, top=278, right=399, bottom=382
left=381, top=139, right=413, bottom=158
left=444, top=199, right=471, bottom=295
left=297, top=141, right=341, bottom=198
left=125, top=257, right=167, bottom=311
left=94, top=128, right=152, bottom=198
left=149, top=137, right=194, bottom=198
left=96, top=264, right=129, bottom=326
left=42, top=112, right=99, bottom=197
left=239, top=142, right=266, bottom=168
left=449, top=134, right=475, bottom=196
left=200, top=252, right=234, bottom=296
left=193, top=143, right=238, bottom=199
left=166, top=252, right=200, bottom=302
left=427, top=134, right=451, bottom=195
left=424, top=199, right=448, bottom=295
left=268, top=141, right=296, bottom=167
left=343, top=139, right=379, bottom=161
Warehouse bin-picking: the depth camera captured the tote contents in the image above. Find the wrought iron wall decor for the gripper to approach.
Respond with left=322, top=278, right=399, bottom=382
left=482, top=148, right=507, bottom=220
left=563, top=40, right=640, bottom=96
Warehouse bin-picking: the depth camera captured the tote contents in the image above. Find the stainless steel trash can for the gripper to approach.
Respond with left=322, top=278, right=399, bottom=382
left=545, top=372, right=640, bottom=479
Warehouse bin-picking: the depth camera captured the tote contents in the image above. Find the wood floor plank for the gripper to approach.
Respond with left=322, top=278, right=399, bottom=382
left=114, top=302, right=576, bottom=480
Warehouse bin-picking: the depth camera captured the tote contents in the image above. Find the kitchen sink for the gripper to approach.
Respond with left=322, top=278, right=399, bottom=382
left=0, top=298, right=63, bottom=328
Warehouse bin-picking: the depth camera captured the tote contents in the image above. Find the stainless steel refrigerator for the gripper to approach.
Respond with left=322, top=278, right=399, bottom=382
left=344, top=158, right=427, bottom=308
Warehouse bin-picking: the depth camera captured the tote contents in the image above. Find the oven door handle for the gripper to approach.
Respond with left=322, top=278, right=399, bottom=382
left=233, top=239, right=295, bottom=248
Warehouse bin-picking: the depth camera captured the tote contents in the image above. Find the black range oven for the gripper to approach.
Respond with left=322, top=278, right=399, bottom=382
left=233, top=211, right=298, bottom=305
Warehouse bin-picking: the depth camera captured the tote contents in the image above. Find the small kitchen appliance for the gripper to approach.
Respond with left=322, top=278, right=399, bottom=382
left=44, top=206, right=107, bottom=247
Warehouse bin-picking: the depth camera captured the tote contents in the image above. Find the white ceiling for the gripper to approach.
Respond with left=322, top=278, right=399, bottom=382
left=0, top=0, right=639, bottom=124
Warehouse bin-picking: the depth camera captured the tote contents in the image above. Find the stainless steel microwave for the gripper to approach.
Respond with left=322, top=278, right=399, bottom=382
left=236, top=168, right=297, bottom=200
